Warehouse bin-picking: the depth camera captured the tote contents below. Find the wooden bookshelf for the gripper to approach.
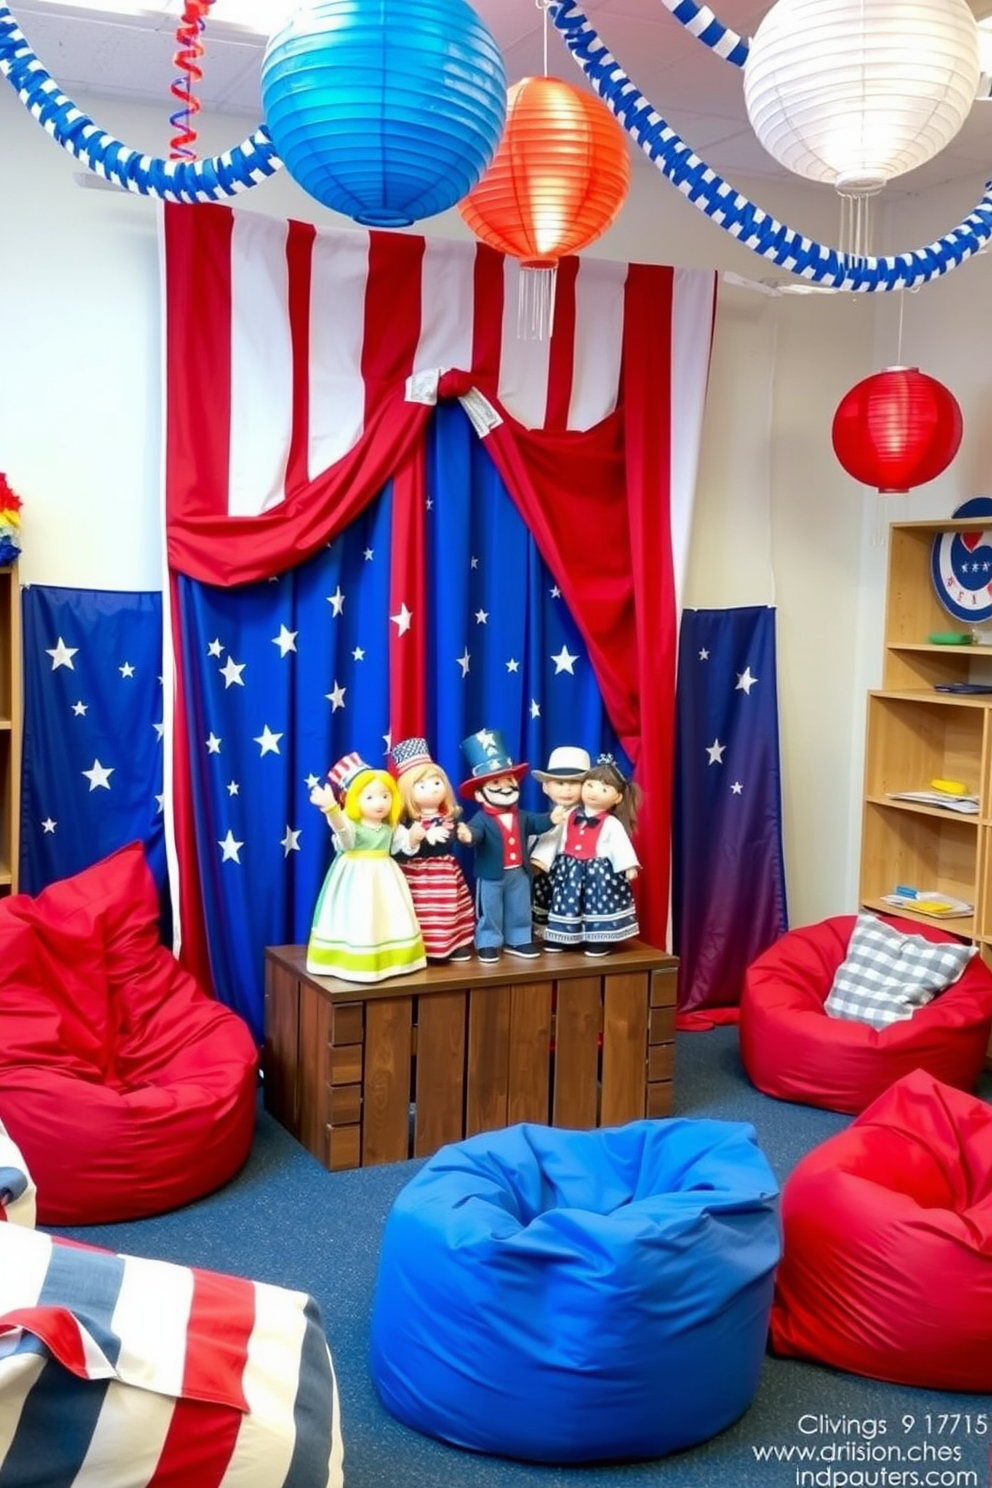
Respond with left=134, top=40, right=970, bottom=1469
left=860, top=520, right=992, bottom=1059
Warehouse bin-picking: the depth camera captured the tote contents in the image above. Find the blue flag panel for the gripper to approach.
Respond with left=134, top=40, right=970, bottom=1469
left=179, top=403, right=629, bottom=1039
left=19, top=586, right=166, bottom=902
left=673, top=606, right=788, bottom=1016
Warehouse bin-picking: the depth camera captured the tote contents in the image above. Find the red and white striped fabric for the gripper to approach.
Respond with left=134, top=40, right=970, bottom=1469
left=164, top=204, right=712, bottom=528
left=0, top=1121, right=34, bottom=1228
left=0, top=1226, right=343, bottom=1488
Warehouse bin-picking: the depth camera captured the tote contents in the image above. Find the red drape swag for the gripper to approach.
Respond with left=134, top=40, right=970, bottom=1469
left=164, top=205, right=676, bottom=982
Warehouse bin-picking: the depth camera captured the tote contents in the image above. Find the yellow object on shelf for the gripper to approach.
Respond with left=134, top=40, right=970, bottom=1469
left=931, top=778, right=969, bottom=796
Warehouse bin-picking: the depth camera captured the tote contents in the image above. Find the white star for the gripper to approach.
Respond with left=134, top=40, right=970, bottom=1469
left=220, top=656, right=246, bottom=688
left=352, top=646, right=365, bottom=661
left=470, top=556, right=479, bottom=569
left=71, top=701, right=88, bottom=717
left=550, top=585, right=561, bottom=599
left=305, top=773, right=321, bottom=790
left=207, top=638, right=224, bottom=658
left=326, top=681, right=346, bottom=711
left=46, top=637, right=77, bottom=671
left=731, top=781, right=744, bottom=794
left=706, top=738, right=726, bottom=765
left=227, top=780, right=240, bottom=797
left=529, top=699, right=541, bottom=719
left=506, top=658, right=520, bottom=673
left=363, top=547, right=374, bottom=562
left=390, top=603, right=413, bottom=636
left=736, top=667, right=758, bottom=695
left=698, top=648, right=710, bottom=661
left=272, top=625, right=297, bottom=657
left=254, top=725, right=283, bottom=756
left=155, top=793, right=165, bottom=814
left=383, top=731, right=392, bottom=754
left=154, top=721, right=165, bottom=741
left=457, top=648, right=471, bottom=678
left=425, top=497, right=434, bottom=510
left=327, top=586, right=345, bottom=617
left=475, top=609, right=489, bottom=625
left=41, top=817, right=56, bottom=834
left=119, top=662, right=135, bottom=679
left=268, top=575, right=281, bottom=584
left=281, top=825, right=302, bottom=857
left=218, top=830, right=243, bottom=863
left=82, top=759, right=114, bottom=791
left=551, top=645, right=578, bottom=674
left=206, top=733, right=222, bottom=754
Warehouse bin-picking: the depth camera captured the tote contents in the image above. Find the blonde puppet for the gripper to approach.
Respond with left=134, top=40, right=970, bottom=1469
left=390, top=737, right=475, bottom=963
left=307, top=752, right=426, bottom=983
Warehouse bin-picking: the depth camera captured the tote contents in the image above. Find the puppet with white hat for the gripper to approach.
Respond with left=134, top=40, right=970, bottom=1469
left=529, top=746, right=591, bottom=942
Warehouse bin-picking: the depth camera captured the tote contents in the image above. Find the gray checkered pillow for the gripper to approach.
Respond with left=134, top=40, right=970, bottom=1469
left=824, top=912, right=976, bottom=1030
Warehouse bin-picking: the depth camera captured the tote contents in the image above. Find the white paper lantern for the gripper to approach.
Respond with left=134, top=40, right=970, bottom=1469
left=743, top=0, right=980, bottom=195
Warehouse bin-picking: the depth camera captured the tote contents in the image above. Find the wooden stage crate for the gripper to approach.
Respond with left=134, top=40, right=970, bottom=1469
left=264, top=941, right=677, bottom=1172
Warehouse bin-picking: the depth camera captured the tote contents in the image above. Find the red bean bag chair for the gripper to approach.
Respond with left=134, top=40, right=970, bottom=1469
left=770, top=1069, right=992, bottom=1390
left=0, top=842, right=258, bottom=1224
left=739, top=914, right=992, bottom=1114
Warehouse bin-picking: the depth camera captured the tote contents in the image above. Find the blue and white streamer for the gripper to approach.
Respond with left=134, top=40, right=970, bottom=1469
left=0, top=3, right=281, bottom=201
left=660, top=0, right=748, bottom=66
left=548, top=0, right=992, bottom=291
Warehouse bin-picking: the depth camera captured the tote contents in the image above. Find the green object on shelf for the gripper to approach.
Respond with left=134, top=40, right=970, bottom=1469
left=928, top=631, right=973, bottom=645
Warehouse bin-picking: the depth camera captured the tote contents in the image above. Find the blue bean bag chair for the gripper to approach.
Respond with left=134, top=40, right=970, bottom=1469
left=370, top=1119, right=781, bottom=1464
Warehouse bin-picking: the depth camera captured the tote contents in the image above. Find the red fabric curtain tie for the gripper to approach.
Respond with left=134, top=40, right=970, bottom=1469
left=438, top=369, right=475, bottom=400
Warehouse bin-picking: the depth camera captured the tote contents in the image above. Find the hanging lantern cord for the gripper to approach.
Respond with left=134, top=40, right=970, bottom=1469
left=536, top=0, right=550, bottom=76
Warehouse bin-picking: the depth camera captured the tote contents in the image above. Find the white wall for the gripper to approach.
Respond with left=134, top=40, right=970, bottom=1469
left=3, top=75, right=989, bottom=932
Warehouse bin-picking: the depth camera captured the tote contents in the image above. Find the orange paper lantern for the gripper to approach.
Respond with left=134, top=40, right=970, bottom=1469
left=459, top=76, right=631, bottom=337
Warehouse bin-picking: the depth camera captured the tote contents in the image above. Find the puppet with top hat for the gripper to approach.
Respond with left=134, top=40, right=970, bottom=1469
left=306, top=751, right=426, bottom=983
left=454, top=728, right=565, bottom=963
left=389, top=736, right=474, bottom=963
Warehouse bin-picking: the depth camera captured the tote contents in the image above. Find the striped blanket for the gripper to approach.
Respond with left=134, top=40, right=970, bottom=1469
left=0, top=1225, right=344, bottom=1488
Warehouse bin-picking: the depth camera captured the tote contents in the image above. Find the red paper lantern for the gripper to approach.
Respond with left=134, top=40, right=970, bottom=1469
left=458, top=76, right=630, bottom=336
left=831, top=367, right=963, bottom=494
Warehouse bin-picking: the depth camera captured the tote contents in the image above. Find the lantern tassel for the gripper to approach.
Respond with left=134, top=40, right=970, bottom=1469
left=518, top=265, right=558, bottom=341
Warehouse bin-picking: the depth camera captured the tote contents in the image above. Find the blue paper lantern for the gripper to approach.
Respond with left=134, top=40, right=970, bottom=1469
left=260, top=0, right=507, bottom=228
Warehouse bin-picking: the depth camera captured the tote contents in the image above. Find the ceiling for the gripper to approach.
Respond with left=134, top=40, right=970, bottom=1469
left=9, top=0, right=992, bottom=194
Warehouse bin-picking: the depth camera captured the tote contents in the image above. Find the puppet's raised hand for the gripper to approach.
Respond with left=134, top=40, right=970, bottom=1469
left=310, top=783, right=339, bottom=814
left=455, top=821, right=473, bottom=845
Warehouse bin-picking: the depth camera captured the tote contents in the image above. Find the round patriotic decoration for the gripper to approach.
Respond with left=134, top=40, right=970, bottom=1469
left=931, top=499, right=992, bottom=624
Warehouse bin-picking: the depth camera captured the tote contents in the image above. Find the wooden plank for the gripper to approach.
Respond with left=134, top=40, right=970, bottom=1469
left=648, top=1042, right=675, bottom=1083
left=465, top=986, right=511, bottom=1136
left=552, top=976, right=602, bottom=1129
left=298, top=980, right=332, bottom=1162
left=646, top=1082, right=674, bottom=1118
left=328, top=1084, right=362, bottom=1125
left=362, top=998, right=414, bottom=1165
left=600, top=972, right=649, bottom=1126
left=265, top=939, right=677, bottom=1002
left=650, top=968, right=678, bottom=1006
left=414, top=991, right=468, bottom=1156
left=507, top=981, right=553, bottom=1126
left=327, top=1125, right=361, bottom=1171
left=329, top=1044, right=364, bottom=1085
left=332, top=1003, right=364, bottom=1045
left=262, top=959, right=300, bottom=1136
left=649, top=1005, right=676, bottom=1044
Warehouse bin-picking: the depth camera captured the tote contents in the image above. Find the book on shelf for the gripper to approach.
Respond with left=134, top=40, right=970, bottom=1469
left=885, top=790, right=979, bottom=814
left=880, top=892, right=974, bottom=919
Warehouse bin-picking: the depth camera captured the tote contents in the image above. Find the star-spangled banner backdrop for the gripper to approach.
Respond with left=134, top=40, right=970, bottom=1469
left=19, top=585, right=167, bottom=905
left=162, top=202, right=716, bottom=1006
left=672, top=605, right=789, bottom=1026
left=178, top=403, right=629, bottom=1038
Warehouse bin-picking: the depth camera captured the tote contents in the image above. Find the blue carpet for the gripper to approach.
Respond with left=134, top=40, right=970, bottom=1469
left=51, top=1031, right=992, bottom=1487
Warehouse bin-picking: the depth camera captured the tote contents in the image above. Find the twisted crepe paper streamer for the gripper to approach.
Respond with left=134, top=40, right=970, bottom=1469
left=170, top=0, right=214, bottom=160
